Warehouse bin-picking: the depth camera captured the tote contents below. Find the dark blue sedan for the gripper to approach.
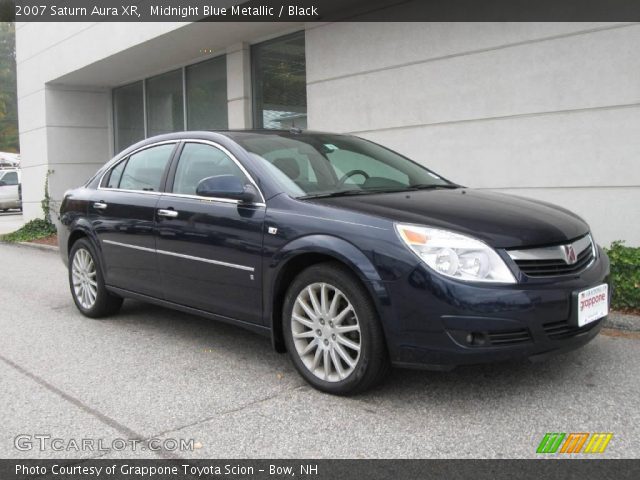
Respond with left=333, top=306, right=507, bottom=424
left=58, top=130, right=610, bottom=394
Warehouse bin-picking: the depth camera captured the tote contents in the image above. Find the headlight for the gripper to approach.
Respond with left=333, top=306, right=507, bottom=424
left=395, top=224, right=516, bottom=284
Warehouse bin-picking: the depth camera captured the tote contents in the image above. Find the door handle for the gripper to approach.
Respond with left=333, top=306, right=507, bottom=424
left=93, top=202, right=108, bottom=210
left=157, top=209, right=179, bottom=218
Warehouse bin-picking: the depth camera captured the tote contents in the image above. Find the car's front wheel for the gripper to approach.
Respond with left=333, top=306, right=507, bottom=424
left=68, top=238, right=123, bottom=318
left=283, top=263, right=389, bottom=395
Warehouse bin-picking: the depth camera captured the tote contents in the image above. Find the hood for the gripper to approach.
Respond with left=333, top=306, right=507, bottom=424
left=309, top=189, right=589, bottom=249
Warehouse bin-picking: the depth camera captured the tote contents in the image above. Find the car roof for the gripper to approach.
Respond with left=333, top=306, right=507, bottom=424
left=215, top=129, right=350, bottom=140
left=119, top=130, right=351, bottom=156
left=146, top=129, right=346, bottom=139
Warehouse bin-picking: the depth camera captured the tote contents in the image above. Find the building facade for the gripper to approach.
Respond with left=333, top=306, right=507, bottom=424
left=15, top=21, right=640, bottom=246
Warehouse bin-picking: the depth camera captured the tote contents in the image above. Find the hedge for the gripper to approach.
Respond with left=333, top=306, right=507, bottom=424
left=605, top=241, right=640, bottom=311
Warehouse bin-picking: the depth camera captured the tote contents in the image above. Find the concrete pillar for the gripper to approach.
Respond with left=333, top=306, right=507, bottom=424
left=18, top=85, right=111, bottom=222
left=45, top=87, right=111, bottom=216
left=16, top=86, right=48, bottom=221
left=226, top=42, right=253, bottom=129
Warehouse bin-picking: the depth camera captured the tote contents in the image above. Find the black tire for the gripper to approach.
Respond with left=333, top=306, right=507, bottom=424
left=283, top=262, right=390, bottom=395
left=68, top=238, right=123, bottom=318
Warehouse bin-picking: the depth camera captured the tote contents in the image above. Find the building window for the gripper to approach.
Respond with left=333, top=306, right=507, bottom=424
left=146, top=69, right=184, bottom=137
left=186, top=56, right=228, bottom=130
left=252, top=31, right=307, bottom=130
left=113, top=57, right=230, bottom=152
left=113, top=81, right=144, bottom=152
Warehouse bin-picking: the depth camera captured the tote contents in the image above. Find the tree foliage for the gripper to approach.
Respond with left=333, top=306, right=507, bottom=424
left=0, top=21, right=18, bottom=152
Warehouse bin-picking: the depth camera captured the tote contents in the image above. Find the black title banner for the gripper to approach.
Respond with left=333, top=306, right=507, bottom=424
left=3, top=0, right=640, bottom=22
left=1, top=459, right=640, bottom=480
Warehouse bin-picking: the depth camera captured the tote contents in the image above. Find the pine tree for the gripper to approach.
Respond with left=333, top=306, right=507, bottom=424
left=0, top=22, right=19, bottom=152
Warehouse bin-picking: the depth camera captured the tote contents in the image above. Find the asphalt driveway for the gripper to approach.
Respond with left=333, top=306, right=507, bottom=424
left=0, top=243, right=638, bottom=459
left=0, top=211, right=24, bottom=235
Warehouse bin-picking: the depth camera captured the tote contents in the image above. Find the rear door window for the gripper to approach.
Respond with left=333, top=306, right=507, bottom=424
left=118, top=144, right=175, bottom=192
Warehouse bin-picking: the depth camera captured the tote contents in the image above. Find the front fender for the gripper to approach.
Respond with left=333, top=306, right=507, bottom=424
left=277, top=234, right=383, bottom=281
left=264, top=234, right=392, bottom=340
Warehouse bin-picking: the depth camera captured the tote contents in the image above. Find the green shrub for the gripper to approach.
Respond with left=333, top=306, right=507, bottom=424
left=1, top=218, right=57, bottom=243
left=605, top=241, right=640, bottom=310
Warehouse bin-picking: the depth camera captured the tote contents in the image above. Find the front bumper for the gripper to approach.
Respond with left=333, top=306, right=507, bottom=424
left=383, top=246, right=610, bottom=369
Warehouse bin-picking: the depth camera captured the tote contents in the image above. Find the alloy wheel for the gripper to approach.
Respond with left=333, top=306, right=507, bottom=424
left=71, top=248, right=98, bottom=310
left=291, top=282, right=362, bottom=382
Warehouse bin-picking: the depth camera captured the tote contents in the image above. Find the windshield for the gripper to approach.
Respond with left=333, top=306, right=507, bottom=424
left=234, top=133, right=455, bottom=198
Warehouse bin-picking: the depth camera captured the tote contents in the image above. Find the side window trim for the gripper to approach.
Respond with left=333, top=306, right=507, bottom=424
left=98, top=141, right=179, bottom=194
left=161, top=141, right=184, bottom=193
left=164, top=139, right=266, bottom=204
left=163, top=141, right=185, bottom=195
left=98, top=139, right=265, bottom=204
left=169, top=142, right=248, bottom=196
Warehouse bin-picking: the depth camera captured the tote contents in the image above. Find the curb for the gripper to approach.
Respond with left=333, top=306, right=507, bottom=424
left=605, top=312, right=640, bottom=332
left=18, top=241, right=59, bottom=252
left=0, top=240, right=60, bottom=252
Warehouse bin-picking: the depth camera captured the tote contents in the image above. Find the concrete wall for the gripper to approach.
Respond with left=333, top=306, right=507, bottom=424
left=306, top=22, right=640, bottom=246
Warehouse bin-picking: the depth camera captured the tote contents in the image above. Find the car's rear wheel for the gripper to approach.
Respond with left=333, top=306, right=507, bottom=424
left=283, top=262, right=389, bottom=395
left=69, top=238, right=122, bottom=318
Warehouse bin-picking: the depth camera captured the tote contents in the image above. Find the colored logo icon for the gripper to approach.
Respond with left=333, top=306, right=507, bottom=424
left=537, top=433, right=613, bottom=454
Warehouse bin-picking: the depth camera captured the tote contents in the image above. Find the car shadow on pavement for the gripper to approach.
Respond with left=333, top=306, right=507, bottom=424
left=107, top=299, right=600, bottom=405
left=106, top=299, right=291, bottom=367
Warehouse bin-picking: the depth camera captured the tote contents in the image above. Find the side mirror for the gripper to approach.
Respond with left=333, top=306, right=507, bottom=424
left=196, top=175, right=258, bottom=203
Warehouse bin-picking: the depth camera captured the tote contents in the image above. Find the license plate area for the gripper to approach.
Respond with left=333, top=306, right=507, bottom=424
left=573, top=284, right=609, bottom=327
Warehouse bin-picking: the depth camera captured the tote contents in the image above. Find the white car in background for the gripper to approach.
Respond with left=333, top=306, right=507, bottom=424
left=0, top=169, right=21, bottom=212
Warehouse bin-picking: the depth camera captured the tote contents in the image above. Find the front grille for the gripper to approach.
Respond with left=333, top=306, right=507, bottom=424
left=508, top=234, right=595, bottom=278
left=543, top=319, right=601, bottom=340
left=487, top=328, right=532, bottom=346
left=515, top=246, right=594, bottom=277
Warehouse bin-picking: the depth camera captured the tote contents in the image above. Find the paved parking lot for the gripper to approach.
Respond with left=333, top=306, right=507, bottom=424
left=0, top=211, right=24, bottom=235
left=0, top=243, right=638, bottom=459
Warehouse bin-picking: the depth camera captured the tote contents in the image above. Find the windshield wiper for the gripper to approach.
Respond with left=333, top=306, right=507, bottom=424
left=298, top=188, right=399, bottom=200
left=299, top=184, right=460, bottom=199
left=406, top=184, right=460, bottom=190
